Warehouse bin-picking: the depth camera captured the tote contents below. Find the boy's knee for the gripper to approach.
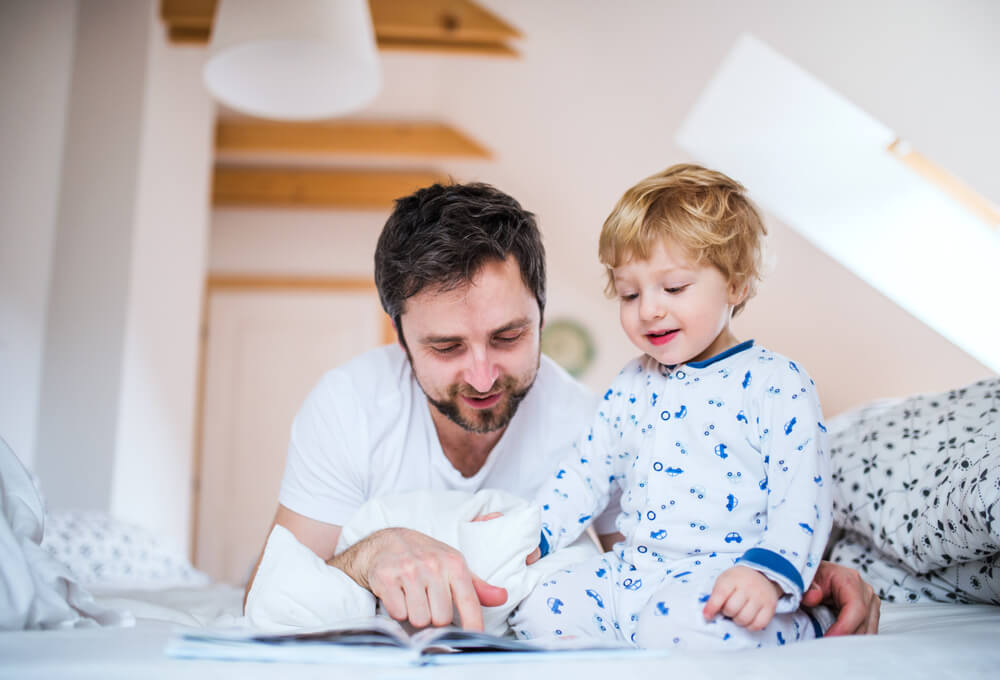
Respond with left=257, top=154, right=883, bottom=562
left=509, top=585, right=568, bottom=640
left=633, top=592, right=734, bottom=651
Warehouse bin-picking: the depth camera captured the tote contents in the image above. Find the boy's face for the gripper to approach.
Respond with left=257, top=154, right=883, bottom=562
left=612, top=239, right=745, bottom=366
left=398, top=255, right=542, bottom=435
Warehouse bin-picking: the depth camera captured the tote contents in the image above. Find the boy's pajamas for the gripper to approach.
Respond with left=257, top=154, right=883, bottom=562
left=513, top=341, right=833, bottom=650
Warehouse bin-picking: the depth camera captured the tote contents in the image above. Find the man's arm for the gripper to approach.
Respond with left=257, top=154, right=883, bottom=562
left=243, top=504, right=343, bottom=609
left=244, top=504, right=506, bottom=631
left=329, top=526, right=507, bottom=630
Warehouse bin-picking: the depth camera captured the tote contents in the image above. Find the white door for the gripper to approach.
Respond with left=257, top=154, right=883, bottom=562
left=195, top=284, right=390, bottom=584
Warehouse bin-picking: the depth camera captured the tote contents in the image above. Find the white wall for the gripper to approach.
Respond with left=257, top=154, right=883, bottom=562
left=109, top=15, right=214, bottom=554
left=33, top=0, right=153, bottom=512
left=0, top=1, right=77, bottom=468
left=7, top=0, right=995, bottom=564
left=3, top=1, right=214, bottom=554
left=211, top=0, right=996, bottom=417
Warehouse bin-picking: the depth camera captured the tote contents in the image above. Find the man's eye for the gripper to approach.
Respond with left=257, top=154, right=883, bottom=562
left=494, top=333, right=522, bottom=344
left=432, top=344, right=460, bottom=355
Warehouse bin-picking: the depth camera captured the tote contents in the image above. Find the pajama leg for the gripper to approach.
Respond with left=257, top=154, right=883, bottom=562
left=632, top=554, right=822, bottom=651
left=509, top=552, right=622, bottom=643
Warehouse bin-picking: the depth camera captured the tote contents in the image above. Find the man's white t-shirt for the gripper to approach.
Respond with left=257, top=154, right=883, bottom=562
left=279, top=344, right=618, bottom=533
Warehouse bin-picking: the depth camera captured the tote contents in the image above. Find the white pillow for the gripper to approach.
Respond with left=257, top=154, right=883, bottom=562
left=42, top=511, right=209, bottom=590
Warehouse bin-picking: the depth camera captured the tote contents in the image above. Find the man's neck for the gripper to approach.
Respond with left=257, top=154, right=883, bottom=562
left=428, top=404, right=505, bottom=478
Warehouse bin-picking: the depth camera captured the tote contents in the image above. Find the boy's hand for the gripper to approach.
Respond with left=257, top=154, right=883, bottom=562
left=703, top=565, right=783, bottom=631
left=471, top=512, right=541, bottom=565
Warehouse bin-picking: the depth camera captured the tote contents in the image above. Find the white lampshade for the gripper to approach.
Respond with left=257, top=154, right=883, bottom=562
left=203, top=0, right=381, bottom=120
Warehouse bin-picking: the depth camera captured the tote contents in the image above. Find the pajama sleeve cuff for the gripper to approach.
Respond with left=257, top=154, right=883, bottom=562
left=538, top=530, right=551, bottom=559
left=736, top=547, right=805, bottom=608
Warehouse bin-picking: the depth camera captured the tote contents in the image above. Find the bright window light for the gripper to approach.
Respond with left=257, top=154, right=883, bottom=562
left=677, top=34, right=1000, bottom=373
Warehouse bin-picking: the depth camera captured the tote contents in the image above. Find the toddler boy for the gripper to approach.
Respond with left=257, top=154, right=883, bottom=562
left=512, top=164, right=832, bottom=650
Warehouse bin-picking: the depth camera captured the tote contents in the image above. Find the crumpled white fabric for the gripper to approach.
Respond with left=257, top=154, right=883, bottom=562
left=0, top=436, right=133, bottom=630
left=246, top=489, right=599, bottom=634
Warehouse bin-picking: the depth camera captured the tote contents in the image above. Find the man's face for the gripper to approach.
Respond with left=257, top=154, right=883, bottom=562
left=398, top=256, right=542, bottom=435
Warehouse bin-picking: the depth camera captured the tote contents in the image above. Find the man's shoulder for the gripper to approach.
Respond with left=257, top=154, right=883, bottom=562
left=535, top=354, right=598, bottom=410
left=310, top=344, right=412, bottom=405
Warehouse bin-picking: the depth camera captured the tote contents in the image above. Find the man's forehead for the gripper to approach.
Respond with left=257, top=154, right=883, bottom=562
left=418, top=316, right=535, bottom=344
left=400, top=282, right=539, bottom=343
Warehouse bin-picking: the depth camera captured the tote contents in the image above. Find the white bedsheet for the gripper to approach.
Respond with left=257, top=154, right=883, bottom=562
left=0, top=437, right=131, bottom=631
left=0, top=584, right=997, bottom=679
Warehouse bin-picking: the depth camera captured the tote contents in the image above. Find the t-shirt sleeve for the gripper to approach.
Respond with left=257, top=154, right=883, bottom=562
left=278, top=370, right=369, bottom=527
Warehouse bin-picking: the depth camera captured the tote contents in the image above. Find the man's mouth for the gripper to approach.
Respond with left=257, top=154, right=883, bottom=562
left=646, top=329, right=679, bottom=346
left=461, top=392, right=503, bottom=409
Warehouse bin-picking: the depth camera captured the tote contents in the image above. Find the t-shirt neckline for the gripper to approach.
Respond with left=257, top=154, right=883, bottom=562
left=420, top=393, right=509, bottom=488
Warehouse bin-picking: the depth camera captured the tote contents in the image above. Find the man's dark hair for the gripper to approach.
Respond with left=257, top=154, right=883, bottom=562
left=374, top=182, right=546, bottom=342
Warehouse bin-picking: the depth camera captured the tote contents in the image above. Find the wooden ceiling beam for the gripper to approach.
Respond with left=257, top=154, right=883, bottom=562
left=376, top=39, right=516, bottom=58
left=160, top=0, right=216, bottom=43
left=160, top=0, right=520, bottom=56
left=888, top=139, right=1000, bottom=229
left=213, top=167, right=448, bottom=209
left=216, top=119, right=491, bottom=158
left=369, top=0, right=520, bottom=55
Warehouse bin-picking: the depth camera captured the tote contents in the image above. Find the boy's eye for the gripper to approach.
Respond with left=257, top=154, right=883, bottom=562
left=620, top=293, right=638, bottom=301
left=665, top=285, right=688, bottom=294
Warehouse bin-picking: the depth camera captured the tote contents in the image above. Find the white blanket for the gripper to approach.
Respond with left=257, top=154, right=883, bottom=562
left=246, top=489, right=598, bottom=634
left=0, top=436, right=132, bottom=630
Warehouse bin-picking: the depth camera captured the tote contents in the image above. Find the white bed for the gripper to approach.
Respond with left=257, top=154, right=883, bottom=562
left=3, top=379, right=997, bottom=678
left=0, top=585, right=998, bottom=679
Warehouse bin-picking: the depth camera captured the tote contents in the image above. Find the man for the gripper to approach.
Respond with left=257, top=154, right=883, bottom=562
left=248, top=182, right=879, bottom=636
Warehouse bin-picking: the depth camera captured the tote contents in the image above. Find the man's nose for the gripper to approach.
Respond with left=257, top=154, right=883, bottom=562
left=464, top=349, right=499, bottom=393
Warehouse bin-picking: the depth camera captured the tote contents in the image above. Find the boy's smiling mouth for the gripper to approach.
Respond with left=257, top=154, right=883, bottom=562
left=646, top=329, right=679, bottom=346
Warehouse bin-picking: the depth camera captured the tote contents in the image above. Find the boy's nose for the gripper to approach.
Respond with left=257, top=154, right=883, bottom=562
left=639, top=295, right=666, bottom=322
left=464, top=350, right=499, bottom=393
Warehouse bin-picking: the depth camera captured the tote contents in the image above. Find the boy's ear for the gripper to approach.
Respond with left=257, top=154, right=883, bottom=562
left=728, top=280, right=750, bottom=307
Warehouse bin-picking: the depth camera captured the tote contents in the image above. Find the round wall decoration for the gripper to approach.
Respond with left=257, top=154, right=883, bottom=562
left=541, top=319, right=595, bottom=378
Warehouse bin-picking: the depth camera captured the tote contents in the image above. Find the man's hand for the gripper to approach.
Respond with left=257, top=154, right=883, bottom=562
left=703, top=565, right=783, bottom=631
left=802, top=560, right=880, bottom=635
left=331, top=527, right=507, bottom=631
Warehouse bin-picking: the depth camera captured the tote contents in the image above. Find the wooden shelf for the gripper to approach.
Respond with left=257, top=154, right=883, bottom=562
left=212, top=166, right=449, bottom=208
left=216, top=119, right=490, bottom=158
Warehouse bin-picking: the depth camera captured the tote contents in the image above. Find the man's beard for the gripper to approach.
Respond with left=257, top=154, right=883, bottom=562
left=426, top=373, right=535, bottom=434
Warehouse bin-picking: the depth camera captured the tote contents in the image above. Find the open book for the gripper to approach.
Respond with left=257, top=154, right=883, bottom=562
left=166, top=616, right=653, bottom=666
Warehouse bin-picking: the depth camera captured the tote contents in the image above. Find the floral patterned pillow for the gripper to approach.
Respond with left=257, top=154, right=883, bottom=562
left=41, top=510, right=210, bottom=590
left=826, top=377, right=1000, bottom=603
left=829, top=530, right=998, bottom=604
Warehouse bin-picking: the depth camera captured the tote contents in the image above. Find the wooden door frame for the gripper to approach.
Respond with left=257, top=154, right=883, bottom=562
left=188, top=274, right=396, bottom=564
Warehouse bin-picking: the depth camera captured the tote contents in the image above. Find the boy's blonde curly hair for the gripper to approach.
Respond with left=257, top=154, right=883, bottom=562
left=599, top=163, right=767, bottom=316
